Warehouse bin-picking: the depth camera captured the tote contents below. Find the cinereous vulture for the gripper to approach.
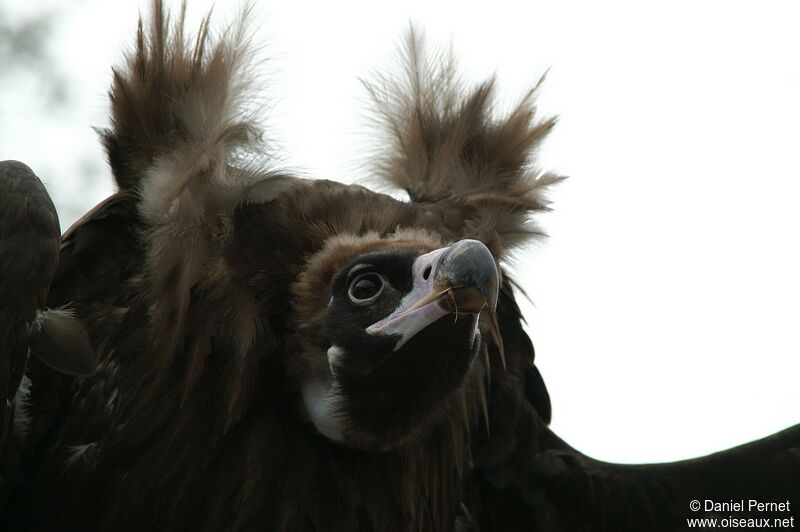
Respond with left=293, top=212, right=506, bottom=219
left=1, top=2, right=798, bottom=530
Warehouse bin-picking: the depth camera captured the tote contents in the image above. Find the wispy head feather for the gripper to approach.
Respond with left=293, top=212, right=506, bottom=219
left=101, top=0, right=271, bottom=216
left=364, top=28, right=564, bottom=254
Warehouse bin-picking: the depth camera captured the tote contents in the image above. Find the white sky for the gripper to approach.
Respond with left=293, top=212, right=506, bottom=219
left=2, top=0, right=799, bottom=463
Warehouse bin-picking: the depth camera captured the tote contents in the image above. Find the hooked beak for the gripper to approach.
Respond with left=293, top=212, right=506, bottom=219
left=366, top=239, right=499, bottom=350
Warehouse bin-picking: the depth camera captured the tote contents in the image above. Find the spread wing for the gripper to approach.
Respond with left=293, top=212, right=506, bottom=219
left=474, top=392, right=800, bottom=531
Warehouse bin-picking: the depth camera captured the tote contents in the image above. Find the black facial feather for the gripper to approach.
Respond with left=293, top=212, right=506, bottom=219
left=323, top=251, right=417, bottom=353
left=338, top=312, right=481, bottom=446
left=329, top=251, right=416, bottom=328
left=3, top=2, right=798, bottom=531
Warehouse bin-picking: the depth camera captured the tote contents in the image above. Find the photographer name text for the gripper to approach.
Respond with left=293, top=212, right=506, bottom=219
left=702, top=500, right=792, bottom=513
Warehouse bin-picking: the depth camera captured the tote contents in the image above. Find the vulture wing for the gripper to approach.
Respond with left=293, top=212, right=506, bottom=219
left=0, top=161, right=96, bottom=509
left=474, top=393, right=800, bottom=531
left=0, top=161, right=59, bottom=451
left=0, top=160, right=60, bottom=506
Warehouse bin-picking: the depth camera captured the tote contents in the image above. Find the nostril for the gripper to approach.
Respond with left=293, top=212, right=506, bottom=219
left=422, top=265, right=432, bottom=281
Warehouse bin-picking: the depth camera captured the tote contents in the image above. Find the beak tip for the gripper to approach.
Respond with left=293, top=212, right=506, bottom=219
left=485, top=287, right=499, bottom=317
left=439, top=239, right=499, bottom=315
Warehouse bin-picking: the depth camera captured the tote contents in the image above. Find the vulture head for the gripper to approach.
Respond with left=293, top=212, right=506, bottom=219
left=293, top=234, right=498, bottom=448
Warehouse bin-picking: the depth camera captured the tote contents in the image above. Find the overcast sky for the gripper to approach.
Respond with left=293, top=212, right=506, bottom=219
left=2, top=0, right=799, bottom=463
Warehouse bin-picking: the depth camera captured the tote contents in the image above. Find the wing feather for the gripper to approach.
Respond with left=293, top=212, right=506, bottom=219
left=477, top=388, right=800, bottom=531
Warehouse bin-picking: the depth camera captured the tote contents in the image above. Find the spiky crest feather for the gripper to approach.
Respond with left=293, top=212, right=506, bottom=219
left=365, top=29, right=564, bottom=254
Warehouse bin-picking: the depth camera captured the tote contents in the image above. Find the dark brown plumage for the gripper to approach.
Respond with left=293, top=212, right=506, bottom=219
left=1, top=3, right=798, bottom=531
left=0, top=161, right=95, bottom=507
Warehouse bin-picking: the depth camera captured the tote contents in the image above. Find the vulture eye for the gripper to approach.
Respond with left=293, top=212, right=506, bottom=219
left=348, top=272, right=385, bottom=304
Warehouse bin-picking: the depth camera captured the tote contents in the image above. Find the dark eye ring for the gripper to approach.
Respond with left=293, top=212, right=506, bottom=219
left=348, top=272, right=386, bottom=304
